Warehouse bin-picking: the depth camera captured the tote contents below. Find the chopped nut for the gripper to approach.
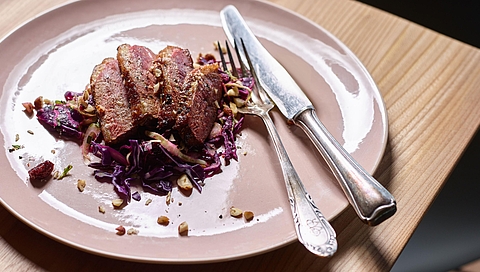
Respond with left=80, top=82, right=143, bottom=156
left=166, top=191, right=173, bottom=205
left=112, top=198, right=124, bottom=208
left=213, top=42, right=226, bottom=53
left=115, top=225, right=126, bottom=235
left=83, top=88, right=90, bottom=101
left=145, top=198, right=152, bottom=206
left=51, top=149, right=56, bottom=154
left=33, top=96, right=44, bottom=110
left=77, top=179, right=86, bottom=192
left=176, top=174, right=193, bottom=191
left=27, top=130, right=34, bottom=135
left=244, top=211, right=255, bottom=221
left=52, top=170, right=60, bottom=179
left=178, top=221, right=188, bottom=235
left=127, top=228, right=139, bottom=235
left=157, top=216, right=170, bottom=226
left=98, top=205, right=105, bottom=214
left=15, top=134, right=19, bottom=142
left=230, top=207, right=243, bottom=218
left=153, top=68, right=162, bottom=78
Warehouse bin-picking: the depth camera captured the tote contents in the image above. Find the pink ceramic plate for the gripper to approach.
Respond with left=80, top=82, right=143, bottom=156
left=0, top=0, right=387, bottom=263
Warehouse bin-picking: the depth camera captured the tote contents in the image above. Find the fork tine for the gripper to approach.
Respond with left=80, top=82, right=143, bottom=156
left=234, top=39, right=247, bottom=77
left=224, top=41, right=239, bottom=78
left=217, top=41, right=228, bottom=72
left=240, top=38, right=272, bottom=105
left=240, top=38, right=261, bottom=90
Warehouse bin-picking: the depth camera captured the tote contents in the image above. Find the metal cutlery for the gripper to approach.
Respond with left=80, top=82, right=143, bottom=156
left=220, top=5, right=396, bottom=226
left=218, top=40, right=337, bottom=257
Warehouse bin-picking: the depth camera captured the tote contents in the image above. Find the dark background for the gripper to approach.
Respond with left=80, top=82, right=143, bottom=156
left=357, top=0, right=480, bottom=48
left=355, top=1, right=480, bottom=271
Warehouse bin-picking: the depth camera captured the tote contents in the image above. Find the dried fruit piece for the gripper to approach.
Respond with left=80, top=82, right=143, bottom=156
left=176, top=174, right=193, bottom=191
left=77, top=179, right=86, bottom=192
left=244, top=211, right=254, bottom=221
left=28, top=160, right=54, bottom=181
left=230, top=207, right=243, bottom=218
left=178, top=221, right=188, bottom=235
left=115, top=225, right=126, bottom=235
left=112, top=198, right=124, bottom=208
left=157, top=216, right=170, bottom=226
left=22, top=102, right=34, bottom=115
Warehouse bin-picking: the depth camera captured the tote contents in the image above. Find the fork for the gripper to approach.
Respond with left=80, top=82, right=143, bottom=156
left=218, top=40, right=337, bottom=257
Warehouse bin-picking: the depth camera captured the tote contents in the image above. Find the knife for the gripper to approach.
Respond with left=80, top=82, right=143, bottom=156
left=220, top=5, right=396, bottom=226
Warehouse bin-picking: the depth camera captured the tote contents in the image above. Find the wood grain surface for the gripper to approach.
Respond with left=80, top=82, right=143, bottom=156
left=1, top=0, right=480, bottom=271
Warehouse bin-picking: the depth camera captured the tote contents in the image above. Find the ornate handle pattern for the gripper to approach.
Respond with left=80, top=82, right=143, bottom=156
left=294, top=109, right=396, bottom=226
left=261, top=111, right=337, bottom=257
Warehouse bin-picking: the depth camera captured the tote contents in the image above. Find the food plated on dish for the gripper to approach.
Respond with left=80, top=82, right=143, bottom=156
left=0, top=0, right=387, bottom=263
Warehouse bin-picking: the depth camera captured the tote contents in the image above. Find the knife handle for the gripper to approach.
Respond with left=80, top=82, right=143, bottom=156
left=293, top=108, right=396, bottom=226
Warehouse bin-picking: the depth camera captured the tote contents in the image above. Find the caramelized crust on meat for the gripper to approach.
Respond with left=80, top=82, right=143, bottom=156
left=153, top=46, right=194, bottom=129
left=90, top=44, right=225, bottom=147
left=175, top=63, right=223, bottom=146
left=90, top=57, right=135, bottom=145
left=117, top=44, right=159, bottom=126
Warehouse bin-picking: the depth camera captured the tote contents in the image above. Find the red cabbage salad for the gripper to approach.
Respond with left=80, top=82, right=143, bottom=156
left=29, top=52, right=253, bottom=203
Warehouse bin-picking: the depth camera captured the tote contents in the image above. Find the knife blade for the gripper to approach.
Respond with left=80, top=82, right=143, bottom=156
left=220, top=5, right=396, bottom=226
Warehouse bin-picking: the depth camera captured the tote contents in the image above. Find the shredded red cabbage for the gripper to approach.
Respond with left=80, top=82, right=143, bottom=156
left=132, top=191, right=141, bottom=201
left=36, top=103, right=83, bottom=139
left=88, top=139, right=209, bottom=201
left=220, top=115, right=238, bottom=164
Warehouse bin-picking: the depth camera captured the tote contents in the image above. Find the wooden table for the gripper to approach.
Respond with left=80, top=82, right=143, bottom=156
left=1, top=0, right=480, bottom=271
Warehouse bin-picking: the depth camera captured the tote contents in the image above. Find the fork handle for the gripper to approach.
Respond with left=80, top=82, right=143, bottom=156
left=261, top=112, right=337, bottom=257
left=293, top=109, right=396, bottom=226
